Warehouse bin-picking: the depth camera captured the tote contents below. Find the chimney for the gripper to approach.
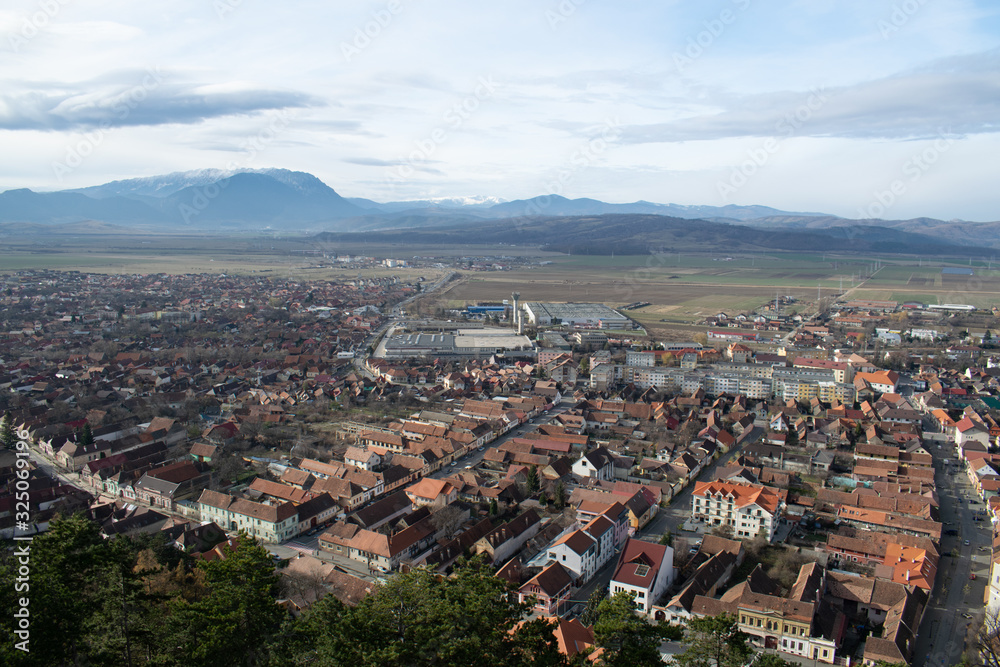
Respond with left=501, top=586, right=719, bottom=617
left=511, top=292, right=522, bottom=335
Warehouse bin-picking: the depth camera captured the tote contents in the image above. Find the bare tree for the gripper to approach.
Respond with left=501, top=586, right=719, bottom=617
left=976, top=607, right=1000, bottom=667
left=280, top=562, right=329, bottom=606
left=429, top=505, right=467, bottom=539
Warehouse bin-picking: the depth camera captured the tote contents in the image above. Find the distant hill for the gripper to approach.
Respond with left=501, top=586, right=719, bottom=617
left=4, top=168, right=999, bottom=249
left=346, top=195, right=506, bottom=212
left=0, top=188, right=171, bottom=226
left=0, top=169, right=364, bottom=230
left=735, top=214, right=1000, bottom=250
left=479, top=196, right=827, bottom=221
left=161, top=172, right=363, bottom=227
left=314, top=213, right=992, bottom=257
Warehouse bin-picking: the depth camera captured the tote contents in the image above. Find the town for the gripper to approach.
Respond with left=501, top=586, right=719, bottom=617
left=2, top=267, right=999, bottom=666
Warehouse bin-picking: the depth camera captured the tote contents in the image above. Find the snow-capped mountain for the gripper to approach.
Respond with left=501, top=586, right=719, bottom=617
left=66, top=168, right=329, bottom=200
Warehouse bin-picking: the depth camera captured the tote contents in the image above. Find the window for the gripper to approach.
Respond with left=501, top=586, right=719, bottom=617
left=635, top=564, right=650, bottom=577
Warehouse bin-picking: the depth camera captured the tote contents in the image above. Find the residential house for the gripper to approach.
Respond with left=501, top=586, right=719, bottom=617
left=404, top=478, right=458, bottom=509
left=691, top=480, right=785, bottom=541
left=518, top=562, right=574, bottom=615
left=197, top=489, right=299, bottom=543
left=134, top=461, right=213, bottom=510
left=572, top=446, right=615, bottom=481
left=609, top=538, right=674, bottom=614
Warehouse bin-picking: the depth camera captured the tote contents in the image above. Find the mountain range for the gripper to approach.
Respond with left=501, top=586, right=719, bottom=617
left=1, top=168, right=997, bottom=253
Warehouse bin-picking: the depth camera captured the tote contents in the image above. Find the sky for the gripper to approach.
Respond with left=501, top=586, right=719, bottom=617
left=2, top=0, right=1000, bottom=220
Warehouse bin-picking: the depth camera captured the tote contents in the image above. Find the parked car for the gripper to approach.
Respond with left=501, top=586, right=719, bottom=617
left=970, top=573, right=977, bottom=580
left=965, top=539, right=971, bottom=546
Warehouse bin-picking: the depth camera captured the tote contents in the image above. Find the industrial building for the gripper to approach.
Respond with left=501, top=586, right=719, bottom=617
left=380, top=328, right=535, bottom=359
left=521, top=302, right=631, bottom=329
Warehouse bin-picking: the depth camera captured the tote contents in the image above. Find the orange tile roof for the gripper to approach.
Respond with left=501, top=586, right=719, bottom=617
left=692, top=480, right=783, bottom=515
left=883, top=543, right=937, bottom=590
left=405, top=477, right=455, bottom=501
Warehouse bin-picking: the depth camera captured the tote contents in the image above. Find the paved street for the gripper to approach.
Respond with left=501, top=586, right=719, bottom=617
left=913, top=441, right=989, bottom=667
left=352, top=270, right=455, bottom=380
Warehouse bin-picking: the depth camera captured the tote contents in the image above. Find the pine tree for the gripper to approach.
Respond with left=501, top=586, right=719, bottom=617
left=554, top=481, right=567, bottom=509
left=79, top=422, right=94, bottom=447
left=0, top=412, right=15, bottom=450
left=526, top=465, right=540, bottom=493
left=592, top=591, right=667, bottom=666
left=162, top=535, right=283, bottom=665
left=579, top=588, right=606, bottom=627
left=288, top=556, right=565, bottom=666
left=81, top=537, right=159, bottom=666
left=0, top=514, right=109, bottom=665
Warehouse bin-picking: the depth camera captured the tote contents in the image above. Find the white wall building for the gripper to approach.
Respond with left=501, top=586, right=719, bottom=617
left=691, top=480, right=785, bottom=542
left=610, top=538, right=674, bottom=614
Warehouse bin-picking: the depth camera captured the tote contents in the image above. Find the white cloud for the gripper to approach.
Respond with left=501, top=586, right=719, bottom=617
left=0, top=0, right=998, bottom=220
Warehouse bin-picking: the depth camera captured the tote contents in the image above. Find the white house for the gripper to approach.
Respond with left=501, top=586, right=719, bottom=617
left=956, top=417, right=991, bottom=450
left=572, top=446, right=615, bottom=481
left=610, top=538, right=674, bottom=614
left=546, top=529, right=598, bottom=584
left=691, top=480, right=785, bottom=542
left=544, top=511, right=618, bottom=583
left=344, top=446, right=383, bottom=471
left=988, top=548, right=1000, bottom=616
left=197, top=489, right=299, bottom=543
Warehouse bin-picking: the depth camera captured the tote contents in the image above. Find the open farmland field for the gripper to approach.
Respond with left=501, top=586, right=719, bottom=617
left=0, top=233, right=447, bottom=281
left=431, top=251, right=1000, bottom=337
left=4, top=232, right=1000, bottom=332
left=849, top=263, right=1000, bottom=309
